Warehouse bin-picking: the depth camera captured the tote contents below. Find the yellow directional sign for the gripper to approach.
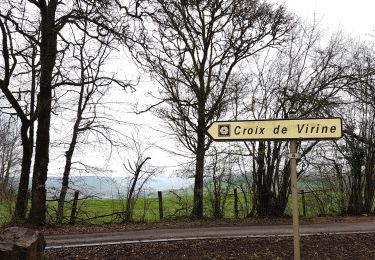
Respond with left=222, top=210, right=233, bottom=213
left=207, top=118, right=342, bottom=141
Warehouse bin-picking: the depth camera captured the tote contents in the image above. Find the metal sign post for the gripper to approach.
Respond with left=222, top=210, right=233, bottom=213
left=289, top=113, right=300, bottom=260
left=290, top=137, right=300, bottom=260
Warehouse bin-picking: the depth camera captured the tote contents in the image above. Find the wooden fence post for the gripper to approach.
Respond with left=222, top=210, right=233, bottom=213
left=234, top=188, right=239, bottom=218
left=301, top=190, right=306, bottom=217
left=158, top=191, right=163, bottom=220
left=70, top=190, right=80, bottom=224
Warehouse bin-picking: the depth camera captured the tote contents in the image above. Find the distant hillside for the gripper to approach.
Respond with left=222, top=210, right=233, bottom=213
left=45, top=175, right=194, bottom=199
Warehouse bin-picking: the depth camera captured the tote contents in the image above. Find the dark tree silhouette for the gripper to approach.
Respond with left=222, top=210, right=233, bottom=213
left=0, top=0, right=143, bottom=226
left=133, top=0, right=292, bottom=218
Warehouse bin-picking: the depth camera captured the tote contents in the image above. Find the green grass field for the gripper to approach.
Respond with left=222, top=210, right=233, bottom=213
left=0, top=190, right=370, bottom=227
left=45, top=193, right=195, bottom=224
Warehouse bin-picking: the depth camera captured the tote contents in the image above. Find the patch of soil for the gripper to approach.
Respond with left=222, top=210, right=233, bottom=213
left=45, top=233, right=375, bottom=260
left=41, top=215, right=375, bottom=235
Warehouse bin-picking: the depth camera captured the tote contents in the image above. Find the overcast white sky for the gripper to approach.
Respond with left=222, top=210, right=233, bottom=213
left=49, top=0, right=375, bottom=179
left=278, top=0, right=375, bottom=36
left=136, top=0, right=375, bottom=172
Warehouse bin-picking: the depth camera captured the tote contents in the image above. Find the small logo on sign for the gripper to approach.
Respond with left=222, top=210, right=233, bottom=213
left=218, top=124, right=230, bottom=137
left=288, top=153, right=301, bottom=159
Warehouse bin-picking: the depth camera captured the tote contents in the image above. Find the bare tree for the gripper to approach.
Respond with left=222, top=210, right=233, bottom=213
left=204, top=146, right=235, bottom=218
left=120, top=134, right=158, bottom=222
left=345, top=41, right=375, bottom=214
left=0, top=114, right=21, bottom=199
left=54, top=7, right=133, bottom=224
left=233, top=21, right=352, bottom=216
left=1, top=0, right=144, bottom=226
left=234, top=153, right=256, bottom=217
left=330, top=41, right=375, bottom=215
left=133, top=0, right=292, bottom=218
left=0, top=6, right=38, bottom=221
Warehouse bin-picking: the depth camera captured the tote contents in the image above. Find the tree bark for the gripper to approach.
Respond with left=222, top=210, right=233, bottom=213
left=364, top=149, right=375, bottom=213
left=1, top=14, right=35, bottom=222
left=254, top=141, right=272, bottom=217
left=55, top=130, right=78, bottom=224
left=15, top=44, right=36, bottom=221
left=15, top=124, right=32, bottom=221
left=124, top=157, right=150, bottom=222
left=192, top=103, right=206, bottom=218
left=56, top=82, right=83, bottom=223
left=252, top=139, right=310, bottom=217
left=348, top=155, right=365, bottom=215
left=28, top=0, right=58, bottom=226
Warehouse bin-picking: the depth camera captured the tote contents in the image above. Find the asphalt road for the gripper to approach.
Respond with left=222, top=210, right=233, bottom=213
left=45, top=221, right=375, bottom=249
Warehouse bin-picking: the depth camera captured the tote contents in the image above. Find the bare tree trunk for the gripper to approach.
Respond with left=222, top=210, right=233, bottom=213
left=348, top=159, right=365, bottom=215
left=212, top=177, right=221, bottom=218
left=192, top=147, right=205, bottom=218
left=124, top=157, right=151, bottom=222
left=274, top=163, right=291, bottom=216
left=254, top=142, right=269, bottom=216
left=364, top=148, right=375, bottom=213
left=15, top=45, right=36, bottom=221
left=29, top=0, right=58, bottom=226
left=1, top=17, right=35, bottom=222
left=192, top=107, right=206, bottom=218
left=15, top=124, right=32, bottom=221
left=55, top=13, right=119, bottom=224
left=56, top=131, right=78, bottom=224
left=56, top=60, right=84, bottom=223
left=124, top=172, right=139, bottom=222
